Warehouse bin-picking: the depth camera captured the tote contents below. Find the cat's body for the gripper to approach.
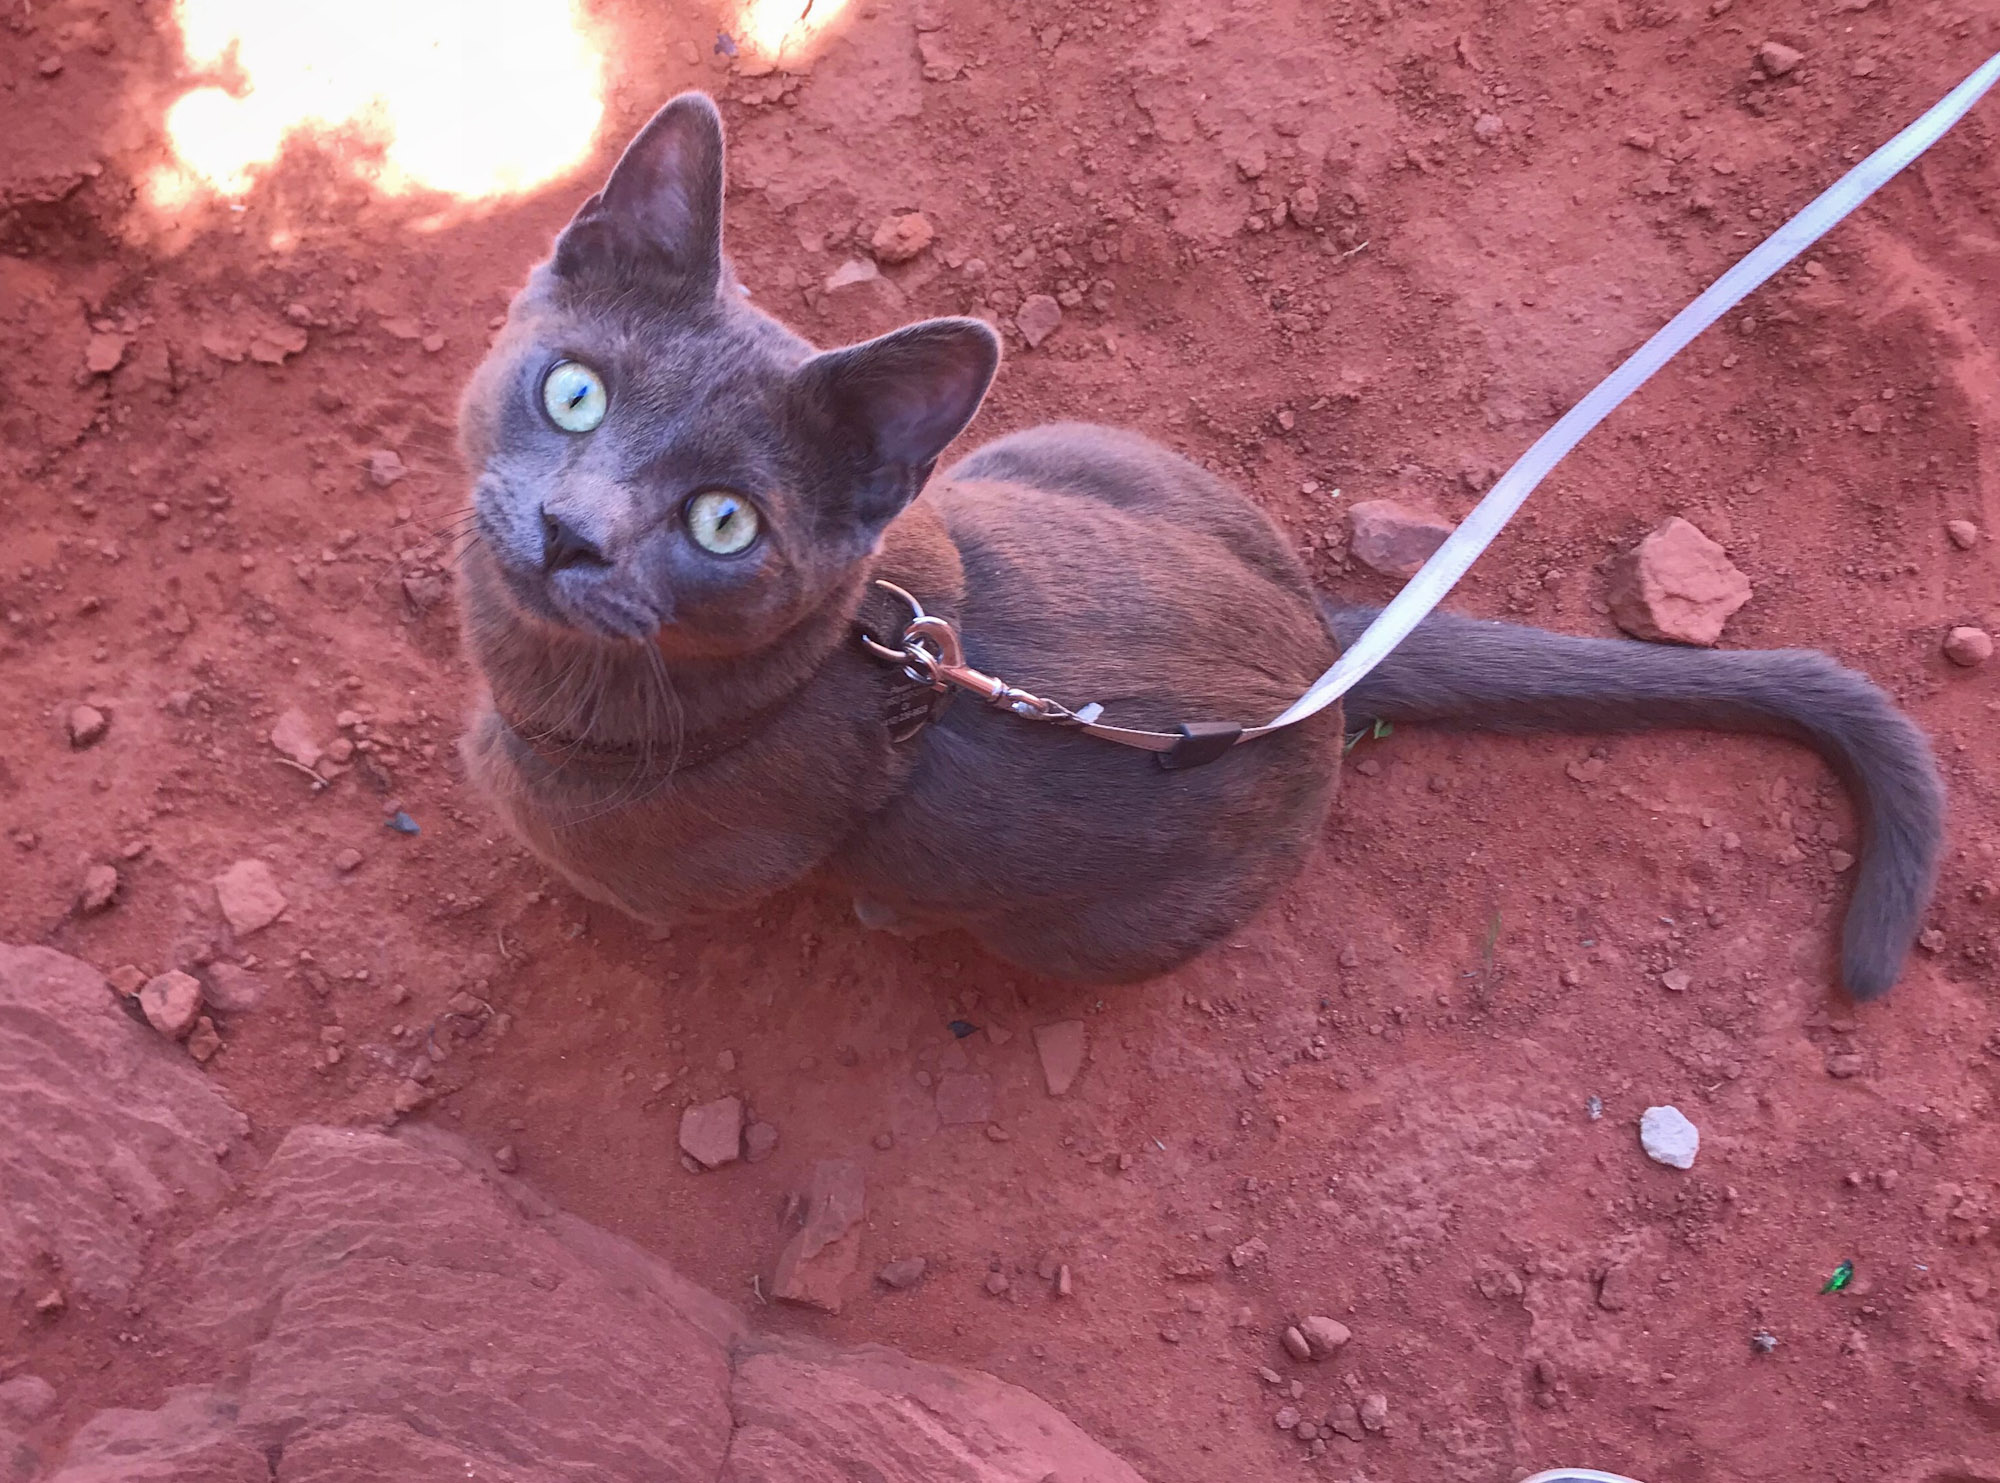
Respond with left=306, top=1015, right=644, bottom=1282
left=457, top=95, right=1944, bottom=999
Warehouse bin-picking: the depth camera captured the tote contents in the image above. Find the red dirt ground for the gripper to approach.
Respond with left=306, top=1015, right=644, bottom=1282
left=5, top=1, right=2000, bottom=1479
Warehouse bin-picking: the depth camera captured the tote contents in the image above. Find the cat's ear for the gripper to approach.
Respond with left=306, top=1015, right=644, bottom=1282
left=553, top=93, right=724, bottom=293
left=796, top=318, right=1002, bottom=530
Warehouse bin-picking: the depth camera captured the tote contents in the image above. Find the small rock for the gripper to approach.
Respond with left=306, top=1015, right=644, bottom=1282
left=185, top=1015, right=222, bottom=1063
left=1273, top=1406, right=1301, bottom=1431
left=37, top=55, right=64, bottom=77
left=107, top=964, right=146, bottom=998
left=1826, top=1051, right=1868, bottom=1079
left=268, top=707, right=323, bottom=770
left=366, top=450, right=407, bottom=487
left=213, top=859, right=287, bottom=936
left=1828, top=849, right=1855, bottom=873
left=1752, top=1330, right=1778, bottom=1354
left=392, top=1078, right=432, bottom=1115
left=1943, top=626, right=1992, bottom=668
left=1056, top=1262, right=1073, bottom=1297
left=202, top=962, right=268, bottom=1013
left=1298, top=1315, right=1352, bottom=1357
left=1033, top=1019, right=1087, bottom=1096
left=1606, top=516, right=1751, bottom=646
left=1327, top=1403, right=1366, bottom=1441
left=487, top=1143, right=519, bottom=1173
left=1946, top=519, right=1979, bottom=550
left=0, top=1375, right=56, bottom=1425
left=983, top=1271, right=1010, bottom=1296
left=66, top=703, right=109, bottom=748
left=1230, top=1237, right=1269, bottom=1269
left=935, top=1071, right=995, bottom=1125
left=877, top=1257, right=927, bottom=1290
left=333, top=848, right=363, bottom=873
left=139, top=970, right=203, bottom=1040
left=872, top=1131, right=894, bottom=1151
left=1473, top=112, right=1505, bottom=142
left=249, top=325, right=309, bottom=365
left=678, top=1095, right=745, bottom=1169
left=1296, top=1421, right=1319, bottom=1442
left=34, top=1289, right=64, bottom=1317
left=716, top=1048, right=737, bottom=1073
left=85, top=332, right=127, bottom=375
left=870, top=212, right=935, bottom=264
left=77, top=863, right=120, bottom=914
left=1016, top=294, right=1063, bottom=348
left=1348, top=499, right=1456, bottom=579
left=1358, top=1394, right=1391, bottom=1433
left=772, top=1159, right=867, bottom=1312
left=1289, top=185, right=1320, bottom=223
left=1660, top=968, right=1691, bottom=993
left=1640, top=1104, right=1699, bottom=1169
left=823, top=258, right=882, bottom=293
left=1281, top=1326, right=1313, bottom=1362
left=1756, top=40, right=1804, bottom=77
left=745, top=1120, right=780, bottom=1163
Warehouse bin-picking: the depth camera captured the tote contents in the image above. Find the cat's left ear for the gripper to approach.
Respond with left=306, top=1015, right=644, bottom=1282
left=796, top=317, right=1002, bottom=531
left=553, top=93, right=724, bottom=293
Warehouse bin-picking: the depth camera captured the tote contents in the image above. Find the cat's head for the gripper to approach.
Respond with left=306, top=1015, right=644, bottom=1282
left=459, top=93, right=999, bottom=658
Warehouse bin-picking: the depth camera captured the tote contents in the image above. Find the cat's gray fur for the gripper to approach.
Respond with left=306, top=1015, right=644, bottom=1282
left=456, top=95, right=1944, bottom=999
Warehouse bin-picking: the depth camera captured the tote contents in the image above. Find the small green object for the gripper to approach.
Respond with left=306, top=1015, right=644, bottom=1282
left=1821, top=1260, right=1854, bottom=1294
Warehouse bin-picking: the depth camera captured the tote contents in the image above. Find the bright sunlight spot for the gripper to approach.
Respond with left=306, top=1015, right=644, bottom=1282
left=151, top=0, right=606, bottom=207
left=734, top=0, right=851, bottom=69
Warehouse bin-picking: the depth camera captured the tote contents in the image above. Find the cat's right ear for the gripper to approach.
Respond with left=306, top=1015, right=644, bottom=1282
left=552, top=94, right=725, bottom=294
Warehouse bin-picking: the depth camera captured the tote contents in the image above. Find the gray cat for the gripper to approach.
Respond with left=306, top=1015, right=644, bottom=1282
left=455, top=95, right=1943, bottom=999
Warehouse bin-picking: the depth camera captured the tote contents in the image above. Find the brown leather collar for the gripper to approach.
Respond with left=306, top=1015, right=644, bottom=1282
left=496, top=496, right=969, bottom=776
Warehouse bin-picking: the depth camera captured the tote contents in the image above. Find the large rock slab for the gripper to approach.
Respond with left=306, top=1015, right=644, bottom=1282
left=723, top=1339, right=1147, bottom=1483
left=8, top=946, right=1145, bottom=1483
left=0, top=945, right=245, bottom=1307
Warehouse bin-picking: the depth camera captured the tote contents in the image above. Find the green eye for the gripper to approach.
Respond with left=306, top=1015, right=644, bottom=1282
left=685, top=490, right=760, bottom=556
left=541, top=360, right=606, bottom=433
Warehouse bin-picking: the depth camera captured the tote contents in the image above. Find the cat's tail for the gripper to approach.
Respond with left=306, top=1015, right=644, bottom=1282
left=1320, top=603, right=1945, bottom=1001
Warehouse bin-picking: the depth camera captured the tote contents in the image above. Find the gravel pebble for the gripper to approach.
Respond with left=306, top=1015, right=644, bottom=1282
left=1281, top=1325, right=1312, bottom=1362
left=1943, top=626, right=1992, bottom=668
left=1273, top=1406, right=1300, bottom=1431
left=877, top=1257, right=927, bottom=1290
left=139, top=970, right=203, bottom=1040
left=66, top=703, right=109, bottom=748
left=678, top=1096, right=744, bottom=1169
left=1298, top=1314, right=1352, bottom=1357
left=1640, top=1104, right=1699, bottom=1169
left=77, top=863, right=119, bottom=914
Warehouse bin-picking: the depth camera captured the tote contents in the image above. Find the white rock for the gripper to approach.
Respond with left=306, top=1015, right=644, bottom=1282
left=1639, top=1105, right=1699, bottom=1169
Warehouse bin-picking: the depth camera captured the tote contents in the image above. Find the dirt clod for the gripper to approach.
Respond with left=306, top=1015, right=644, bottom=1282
left=139, top=970, right=203, bottom=1040
left=1757, top=40, right=1804, bottom=76
left=1606, top=517, right=1752, bottom=646
left=66, top=704, right=109, bottom=749
left=678, top=1095, right=745, bottom=1169
left=1016, top=294, right=1063, bottom=348
left=1033, top=1019, right=1087, bottom=1096
left=771, top=1159, right=866, bottom=1312
left=77, top=863, right=119, bottom=914
left=1348, top=499, right=1455, bottom=579
left=1298, top=1315, right=1352, bottom=1357
left=870, top=212, right=935, bottom=264
left=1943, top=626, right=1992, bottom=667
left=213, top=860, right=287, bottom=936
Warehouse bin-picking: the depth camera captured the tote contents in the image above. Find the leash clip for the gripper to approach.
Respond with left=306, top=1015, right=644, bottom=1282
left=860, top=581, right=1074, bottom=722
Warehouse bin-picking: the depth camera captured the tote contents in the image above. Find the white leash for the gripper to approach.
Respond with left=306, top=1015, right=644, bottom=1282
left=1264, top=49, right=2000, bottom=732
left=867, top=53, right=2000, bottom=767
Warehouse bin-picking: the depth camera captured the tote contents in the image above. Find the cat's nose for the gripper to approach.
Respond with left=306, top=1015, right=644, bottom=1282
left=540, top=508, right=607, bottom=572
